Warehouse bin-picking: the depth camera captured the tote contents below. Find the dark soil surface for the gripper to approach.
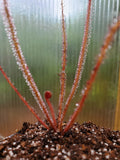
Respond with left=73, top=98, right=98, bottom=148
left=0, top=121, right=120, bottom=160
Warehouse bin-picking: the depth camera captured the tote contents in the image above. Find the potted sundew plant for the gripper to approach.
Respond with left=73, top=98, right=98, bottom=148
left=0, top=0, right=120, bottom=159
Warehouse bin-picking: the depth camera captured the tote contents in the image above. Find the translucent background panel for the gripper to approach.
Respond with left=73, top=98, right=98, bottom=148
left=0, top=0, right=120, bottom=137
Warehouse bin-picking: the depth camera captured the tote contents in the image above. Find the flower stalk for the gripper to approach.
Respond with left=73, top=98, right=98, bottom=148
left=45, top=91, right=57, bottom=127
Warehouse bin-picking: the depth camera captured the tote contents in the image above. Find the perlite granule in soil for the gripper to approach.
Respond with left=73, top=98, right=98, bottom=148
left=0, top=122, right=120, bottom=160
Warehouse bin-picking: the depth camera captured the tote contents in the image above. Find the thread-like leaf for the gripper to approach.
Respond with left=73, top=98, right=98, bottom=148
left=63, top=18, right=120, bottom=133
left=0, top=66, right=49, bottom=129
left=2, top=0, right=55, bottom=130
left=60, top=0, right=92, bottom=127
left=58, top=0, right=67, bottom=129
